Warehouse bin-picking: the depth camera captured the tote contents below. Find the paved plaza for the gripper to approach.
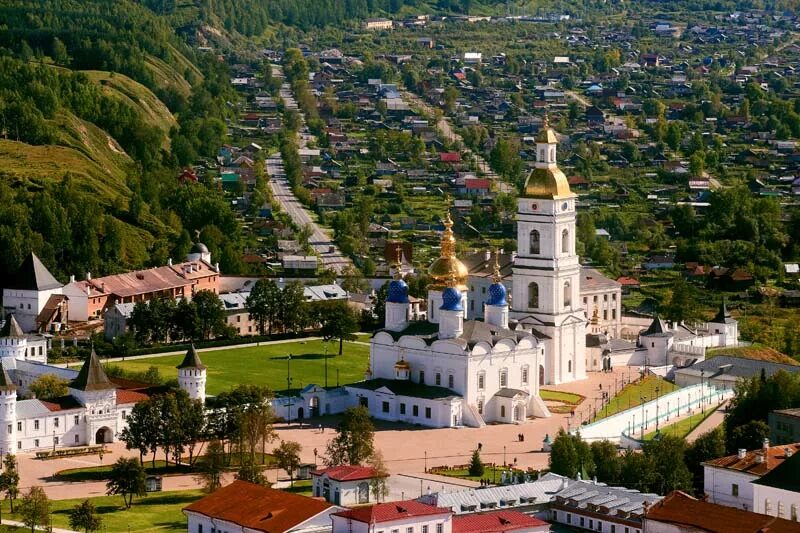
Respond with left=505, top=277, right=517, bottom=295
left=10, top=367, right=641, bottom=499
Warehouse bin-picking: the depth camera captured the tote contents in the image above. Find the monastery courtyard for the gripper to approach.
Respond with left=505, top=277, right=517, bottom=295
left=15, top=366, right=632, bottom=500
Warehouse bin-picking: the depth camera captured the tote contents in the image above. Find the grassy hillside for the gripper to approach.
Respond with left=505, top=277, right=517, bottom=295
left=84, top=70, right=178, bottom=150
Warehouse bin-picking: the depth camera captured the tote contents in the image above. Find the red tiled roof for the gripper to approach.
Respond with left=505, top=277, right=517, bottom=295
left=645, top=491, right=800, bottom=533
left=184, top=481, right=332, bottom=533
left=453, top=511, right=549, bottom=533
left=333, top=501, right=449, bottom=524
left=311, top=465, right=382, bottom=482
left=116, top=389, right=150, bottom=405
left=440, top=152, right=462, bottom=163
left=702, top=443, right=800, bottom=476
left=616, top=276, right=641, bottom=286
left=464, top=178, right=491, bottom=190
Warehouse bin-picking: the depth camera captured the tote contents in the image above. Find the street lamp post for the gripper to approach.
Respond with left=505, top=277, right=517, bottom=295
left=655, top=386, right=660, bottom=432
left=424, top=451, right=427, bottom=473
left=700, top=369, right=705, bottom=412
left=324, top=341, right=328, bottom=388
left=503, top=446, right=507, bottom=467
left=640, top=396, right=646, bottom=440
left=287, top=353, right=293, bottom=425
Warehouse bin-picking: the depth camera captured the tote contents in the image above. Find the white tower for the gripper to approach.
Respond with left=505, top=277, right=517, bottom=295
left=0, top=363, right=17, bottom=456
left=177, top=345, right=207, bottom=403
left=484, top=253, right=510, bottom=330
left=511, top=117, right=586, bottom=384
left=438, top=285, right=465, bottom=340
left=385, top=250, right=410, bottom=332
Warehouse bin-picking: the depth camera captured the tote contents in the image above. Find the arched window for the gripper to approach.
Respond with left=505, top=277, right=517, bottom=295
left=529, top=230, right=540, bottom=254
left=500, top=405, right=506, bottom=418
left=550, top=147, right=556, bottom=162
left=562, top=228, right=569, bottom=254
left=791, top=504, right=797, bottom=521
left=564, top=281, right=572, bottom=308
left=539, top=148, right=545, bottom=162
left=766, top=499, right=772, bottom=514
left=528, top=282, right=539, bottom=309
left=568, top=360, right=572, bottom=373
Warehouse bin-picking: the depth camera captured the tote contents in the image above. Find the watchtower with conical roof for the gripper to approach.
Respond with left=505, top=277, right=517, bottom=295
left=2, top=252, right=63, bottom=333
left=0, top=362, right=17, bottom=455
left=708, top=297, right=739, bottom=347
left=177, top=345, right=207, bottom=403
left=69, top=348, right=118, bottom=444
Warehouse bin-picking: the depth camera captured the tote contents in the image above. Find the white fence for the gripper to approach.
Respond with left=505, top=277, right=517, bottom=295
left=570, top=383, right=733, bottom=446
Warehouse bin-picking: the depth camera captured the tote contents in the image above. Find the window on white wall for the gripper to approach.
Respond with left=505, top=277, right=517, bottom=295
left=478, top=372, right=485, bottom=390
left=522, top=367, right=529, bottom=385
left=500, top=369, right=508, bottom=387
left=562, top=229, right=569, bottom=254
left=448, top=375, right=454, bottom=389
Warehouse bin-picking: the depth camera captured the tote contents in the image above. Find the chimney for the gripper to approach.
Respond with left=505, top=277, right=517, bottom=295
left=786, top=448, right=793, bottom=458
left=484, top=249, right=491, bottom=261
left=763, top=438, right=770, bottom=450
left=101, top=283, right=106, bottom=293
left=215, top=262, right=220, bottom=272
left=86, top=272, right=92, bottom=280
left=511, top=251, right=517, bottom=261
left=69, top=275, right=75, bottom=283
left=738, top=449, right=746, bottom=459
left=168, top=258, right=173, bottom=266
left=756, top=454, right=765, bottom=464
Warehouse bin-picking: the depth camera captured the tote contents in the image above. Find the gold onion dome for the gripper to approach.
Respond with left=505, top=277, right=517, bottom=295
left=428, top=212, right=468, bottom=288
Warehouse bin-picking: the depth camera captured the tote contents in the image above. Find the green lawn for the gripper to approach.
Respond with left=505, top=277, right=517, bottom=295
left=595, top=375, right=679, bottom=421
left=540, top=389, right=584, bottom=405
left=643, top=408, right=718, bottom=441
left=0, top=490, right=203, bottom=533
left=433, top=466, right=517, bottom=482
left=102, top=339, right=370, bottom=395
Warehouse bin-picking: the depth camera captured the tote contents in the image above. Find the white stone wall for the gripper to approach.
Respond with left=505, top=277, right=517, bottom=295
left=574, top=383, right=734, bottom=445
left=704, top=465, right=758, bottom=511
left=753, top=483, right=800, bottom=520
left=331, top=510, right=452, bottom=533
left=3, top=287, right=62, bottom=333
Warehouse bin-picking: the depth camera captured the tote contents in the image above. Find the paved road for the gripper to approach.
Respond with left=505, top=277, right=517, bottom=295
left=685, top=401, right=728, bottom=443
left=268, top=70, right=353, bottom=274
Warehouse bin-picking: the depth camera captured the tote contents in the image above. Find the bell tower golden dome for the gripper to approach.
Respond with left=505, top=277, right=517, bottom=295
left=522, top=115, right=575, bottom=200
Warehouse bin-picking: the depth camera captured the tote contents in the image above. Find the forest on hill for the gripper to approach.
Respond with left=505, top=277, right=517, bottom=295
left=0, top=0, right=243, bottom=281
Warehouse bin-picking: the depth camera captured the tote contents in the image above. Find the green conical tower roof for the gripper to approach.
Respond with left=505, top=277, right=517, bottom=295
left=0, top=362, right=16, bottom=392
left=70, top=348, right=115, bottom=391
left=176, top=344, right=206, bottom=370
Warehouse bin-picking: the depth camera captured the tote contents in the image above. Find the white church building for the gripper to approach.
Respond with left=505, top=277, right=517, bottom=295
left=0, top=314, right=207, bottom=454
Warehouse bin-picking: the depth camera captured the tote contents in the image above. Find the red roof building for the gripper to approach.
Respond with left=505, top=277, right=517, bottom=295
left=311, top=465, right=387, bottom=506
left=440, top=152, right=462, bottom=163
left=332, top=501, right=451, bottom=528
left=452, top=511, right=549, bottom=533
left=184, top=481, right=339, bottom=533
left=644, top=491, right=800, bottom=533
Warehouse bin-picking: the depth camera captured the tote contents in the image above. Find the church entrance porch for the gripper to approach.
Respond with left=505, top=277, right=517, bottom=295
left=491, top=389, right=530, bottom=424
left=95, top=427, right=113, bottom=444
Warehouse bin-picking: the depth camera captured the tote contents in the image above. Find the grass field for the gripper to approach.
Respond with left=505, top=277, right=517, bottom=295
left=0, top=489, right=202, bottom=533
left=432, top=466, right=517, bottom=482
left=106, top=339, right=370, bottom=395
left=595, top=375, right=679, bottom=421
left=540, top=390, right=584, bottom=405
left=643, top=408, right=717, bottom=441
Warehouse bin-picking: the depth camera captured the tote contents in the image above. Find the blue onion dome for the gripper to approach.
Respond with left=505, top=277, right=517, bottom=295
left=487, top=282, right=508, bottom=306
left=440, top=287, right=464, bottom=312
left=387, top=279, right=409, bottom=304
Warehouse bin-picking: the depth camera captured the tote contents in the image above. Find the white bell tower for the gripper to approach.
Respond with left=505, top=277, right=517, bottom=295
left=511, top=117, right=586, bottom=384
left=177, top=345, right=207, bottom=403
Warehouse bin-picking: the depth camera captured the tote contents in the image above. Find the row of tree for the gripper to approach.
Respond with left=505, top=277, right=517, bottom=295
left=127, top=289, right=231, bottom=345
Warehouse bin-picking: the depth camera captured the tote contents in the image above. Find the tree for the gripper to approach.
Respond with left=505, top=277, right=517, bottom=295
left=246, top=279, right=280, bottom=335
left=197, top=440, right=226, bottom=492
left=315, top=301, right=360, bottom=355
left=192, top=289, right=227, bottom=340
left=0, top=454, right=20, bottom=512
left=685, top=427, right=726, bottom=494
left=642, top=436, right=693, bottom=495
left=51, top=37, right=69, bottom=66
left=468, top=448, right=484, bottom=477
left=549, top=429, right=594, bottom=479
left=590, top=440, right=621, bottom=485
left=69, top=500, right=102, bottom=533
left=235, top=455, right=269, bottom=486
left=19, top=486, right=49, bottom=533
left=273, top=440, right=302, bottom=486
left=728, top=420, right=770, bottom=453
left=326, top=406, right=375, bottom=466
left=368, top=451, right=390, bottom=503
left=106, top=457, right=147, bottom=508
left=29, top=374, right=68, bottom=400
left=662, top=278, right=702, bottom=325
left=120, top=398, right=162, bottom=466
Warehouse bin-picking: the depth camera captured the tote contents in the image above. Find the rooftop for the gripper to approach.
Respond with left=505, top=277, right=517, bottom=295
left=347, top=378, right=460, bottom=400
left=645, top=490, right=800, bottom=532
left=452, top=510, right=549, bottom=533
left=752, top=449, right=800, bottom=492
left=333, top=500, right=450, bottom=524
left=310, top=465, right=382, bottom=482
left=674, top=355, right=800, bottom=381
left=184, top=480, right=333, bottom=533
left=70, top=349, right=116, bottom=392
left=5, top=252, right=62, bottom=292
left=703, top=443, right=800, bottom=477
